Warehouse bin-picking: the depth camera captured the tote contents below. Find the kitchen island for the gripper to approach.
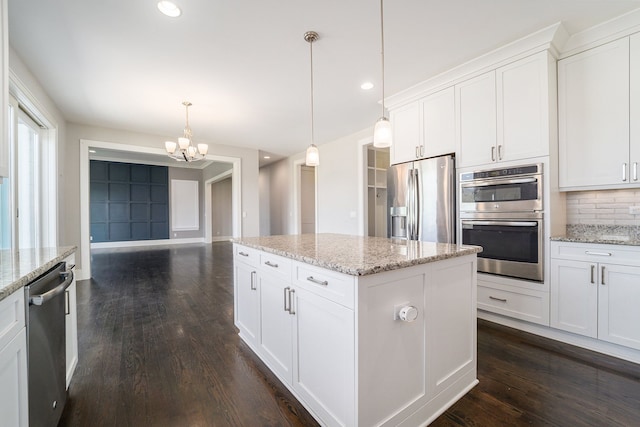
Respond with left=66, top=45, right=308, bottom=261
left=233, top=234, right=481, bottom=427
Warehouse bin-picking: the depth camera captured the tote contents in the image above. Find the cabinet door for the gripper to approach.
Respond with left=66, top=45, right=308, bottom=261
left=497, top=52, right=551, bottom=162
left=421, top=87, right=456, bottom=158
left=234, top=261, right=260, bottom=347
left=558, top=38, right=630, bottom=188
left=258, top=274, right=293, bottom=383
left=292, top=287, right=355, bottom=427
left=598, top=264, right=640, bottom=350
left=0, top=328, right=28, bottom=427
left=550, top=259, right=598, bottom=338
left=65, top=278, right=78, bottom=389
left=390, top=102, right=420, bottom=165
left=456, top=71, right=497, bottom=168
left=630, top=33, right=640, bottom=184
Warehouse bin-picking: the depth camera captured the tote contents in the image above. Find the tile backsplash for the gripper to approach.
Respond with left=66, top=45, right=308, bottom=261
left=566, top=189, right=640, bottom=225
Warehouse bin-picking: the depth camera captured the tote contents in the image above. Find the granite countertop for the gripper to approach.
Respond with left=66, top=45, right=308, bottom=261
left=551, top=224, right=640, bottom=246
left=0, top=246, right=77, bottom=302
left=234, top=234, right=482, bottom=276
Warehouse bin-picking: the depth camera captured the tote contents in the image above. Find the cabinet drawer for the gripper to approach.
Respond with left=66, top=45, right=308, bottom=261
left=293, top=262, right=355, bottom=308
left=234, top=245, right=259, bottom=266
left=0, top=290, right=25, bottom=352
left=477, top=283, right=548, bottom=326
left=551, top=242, right=640, bottom=266
left=259, top=252, right=292, bottom=279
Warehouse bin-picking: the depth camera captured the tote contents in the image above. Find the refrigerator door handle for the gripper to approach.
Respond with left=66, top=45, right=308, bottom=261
left=413, top=169, right=420, bottom=239
left=407, top=170, right=414, bottom=239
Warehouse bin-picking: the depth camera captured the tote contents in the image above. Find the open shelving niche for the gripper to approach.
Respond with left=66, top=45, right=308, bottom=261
left=366, top=146, right=389, bottom=237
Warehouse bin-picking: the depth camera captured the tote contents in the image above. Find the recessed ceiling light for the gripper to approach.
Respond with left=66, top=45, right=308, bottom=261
left=361, top=82, right=374, bottom=90
left=263, top=156, right=271, bottom=159
left=157, top=1, right=181, bottom=18
left=89, top=149, right=96, bottom=153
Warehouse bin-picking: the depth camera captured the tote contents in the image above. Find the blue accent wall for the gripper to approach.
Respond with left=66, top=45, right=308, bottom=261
left=90, top=160, right=169, bottom=242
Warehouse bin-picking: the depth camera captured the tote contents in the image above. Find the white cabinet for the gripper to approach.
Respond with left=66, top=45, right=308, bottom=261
left=550, top=242, right=640, bottom=351
left=457, top=51, right=553, bottom=168
left=234, top=242, right=478, bottom=427
left=390, top=102, right=420, bottom=164
left=390, top=87, right=455, bottom=165
left=233, top=247, right=260, bottom=348
left=456, top=71, right=497, bottom=168
left=0, top=0, right=8, bottom=179
left=497, top=51, right=552, bottom=163
left=558, top=36, right=639, bottom=189
left=0, top=290, right=28, bottom=427
left=421, top=87, right=456, bottom=159
left=65, top=254, right=78, bottom=389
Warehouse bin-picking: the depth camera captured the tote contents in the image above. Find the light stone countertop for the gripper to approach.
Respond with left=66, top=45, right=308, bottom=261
left=234, top=234, right=482, bottom=276
left=551, top=224, right=640, bottom=246
left=0, top=246, right=77, bottom=302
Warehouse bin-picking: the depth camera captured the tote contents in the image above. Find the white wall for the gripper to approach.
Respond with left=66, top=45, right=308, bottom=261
left=211, top=177, right=233, bottom=238
left=168, top=167, right=204, bottom=238
left=262, top=127, right=370, bottom=236
left=259, top=168, right=270, bottom=236
left=9, top=47, right=68, bottom=245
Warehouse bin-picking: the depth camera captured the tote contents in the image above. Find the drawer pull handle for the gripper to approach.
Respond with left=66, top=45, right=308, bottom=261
left=585, top=251, right=611, bottom=257
left=306, top=276, right=328, bottom=286
left=239, top=251, right=249, bottom=257
left=489, top=296, right=507, bottom=303
left=264, top=261, right=279, bottom=268
left=590, top=265, right=595, bottom=284
left=250, top=271, right=257, bottom=290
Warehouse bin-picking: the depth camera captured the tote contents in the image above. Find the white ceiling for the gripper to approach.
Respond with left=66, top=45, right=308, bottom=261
left=8, top=0, right=640, bottom=160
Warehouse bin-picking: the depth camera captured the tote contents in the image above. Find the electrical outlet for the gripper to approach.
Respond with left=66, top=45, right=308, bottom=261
left=393, top=301, right=410, bottom=320
left=629, top=206, right=640, bottom=215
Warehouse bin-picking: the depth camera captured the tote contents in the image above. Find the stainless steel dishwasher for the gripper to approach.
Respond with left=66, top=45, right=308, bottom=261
left=25, top=261, right=74, bottom=427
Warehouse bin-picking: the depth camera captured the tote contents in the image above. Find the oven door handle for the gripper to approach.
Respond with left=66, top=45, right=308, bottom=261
left=29, top=270, right=75, bottom=306
left=461, top=220, right=538, bottom=227
left=460, top=177, right=538, bottom=188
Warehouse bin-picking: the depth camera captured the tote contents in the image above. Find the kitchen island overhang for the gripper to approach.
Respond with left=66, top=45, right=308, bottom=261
left=233, top=234, right=482, bottom=426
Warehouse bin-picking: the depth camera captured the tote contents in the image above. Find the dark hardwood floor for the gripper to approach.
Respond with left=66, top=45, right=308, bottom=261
left=60, top=242, right=640, bottom=426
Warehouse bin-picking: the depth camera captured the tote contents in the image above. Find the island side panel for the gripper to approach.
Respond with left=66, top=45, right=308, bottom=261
left=357, top=254, right=478, bottom=427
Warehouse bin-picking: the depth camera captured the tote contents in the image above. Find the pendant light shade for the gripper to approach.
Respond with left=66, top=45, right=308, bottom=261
left=304, top=31, right=320, bottom=166
left=305, top=144, right=319, bottom=166
left=373, top=117, right=392, bottom=148
left=373, top=0, right=392, bottom=148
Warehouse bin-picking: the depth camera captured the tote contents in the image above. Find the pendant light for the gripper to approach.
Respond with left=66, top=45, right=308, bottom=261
left=373, top=0, right=392, bottom=148
left=304, top=31, right=320, bottom=167
left=164, top=101, right=209, bottom=162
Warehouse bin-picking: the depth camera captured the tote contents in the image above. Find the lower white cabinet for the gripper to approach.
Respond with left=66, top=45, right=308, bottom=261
left=234, top=243, right=478, bottom=426
left=0, top=290, right=28, bottom=427
left=65, top=254, right=78, bottom=389
left=550, top=242, right=640, bottom=351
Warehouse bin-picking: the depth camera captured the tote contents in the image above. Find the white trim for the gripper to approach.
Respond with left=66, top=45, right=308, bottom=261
left=79, top=138, right=242, bottom=280
left=204, top=169, right=233, bottom=243
left=91, top=237, right=205, bottom=249
left=357, top=136, right=372, bottom=236
left=478, top=310, right=640, bottom=365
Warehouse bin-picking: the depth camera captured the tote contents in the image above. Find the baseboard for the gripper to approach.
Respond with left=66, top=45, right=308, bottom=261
left=90, top=237, right=204, bottom=249
left=478, top=310, right=640, bottom=366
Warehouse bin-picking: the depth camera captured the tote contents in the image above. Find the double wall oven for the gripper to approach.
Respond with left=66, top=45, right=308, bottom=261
left=460, top=164, right=544, bottom=282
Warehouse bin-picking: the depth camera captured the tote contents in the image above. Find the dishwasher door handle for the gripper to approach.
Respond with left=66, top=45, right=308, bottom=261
left=29, top=270, right=74, bottom=306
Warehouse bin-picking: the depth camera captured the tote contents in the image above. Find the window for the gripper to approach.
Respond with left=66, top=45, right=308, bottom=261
left=2, top=94, right=58, bottom=250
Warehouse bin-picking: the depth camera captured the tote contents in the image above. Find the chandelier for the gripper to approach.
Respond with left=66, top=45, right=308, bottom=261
left=164, top=101, right=209, bottom=162
left=304, top=31, right=320, bottom=167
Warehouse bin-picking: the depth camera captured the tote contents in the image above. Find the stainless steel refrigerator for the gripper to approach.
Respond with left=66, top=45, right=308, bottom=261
left=387, top=154, right=456, bottom=243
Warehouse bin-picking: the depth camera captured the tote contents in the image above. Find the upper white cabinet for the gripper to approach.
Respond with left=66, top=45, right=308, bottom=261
left=0, top=0, right=9, bottom=179
left=390, top=102, right=420, bottom=164
left=558, top=37, right=631, bottom=189
left=421, top=87, right=456, bottom=159
left=630, top=33, right=640, bottom=185
left=457, top=51, right=553, bottom=168
left=390, top=87, right=456, bottom=165
left=456, top=71, right=497, bottom=168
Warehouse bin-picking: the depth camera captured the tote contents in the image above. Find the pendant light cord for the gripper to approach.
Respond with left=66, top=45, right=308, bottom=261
left=310, top=37, right=315, bottom=146
left=380, top=0, right=386, bottom=116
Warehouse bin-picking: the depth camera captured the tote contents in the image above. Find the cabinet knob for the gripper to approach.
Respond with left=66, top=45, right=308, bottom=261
left=398, top=305, right=418, bottom=322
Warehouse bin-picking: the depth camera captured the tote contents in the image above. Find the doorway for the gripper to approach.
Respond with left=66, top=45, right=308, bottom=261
left=299, top=165, right=316, bottom=234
